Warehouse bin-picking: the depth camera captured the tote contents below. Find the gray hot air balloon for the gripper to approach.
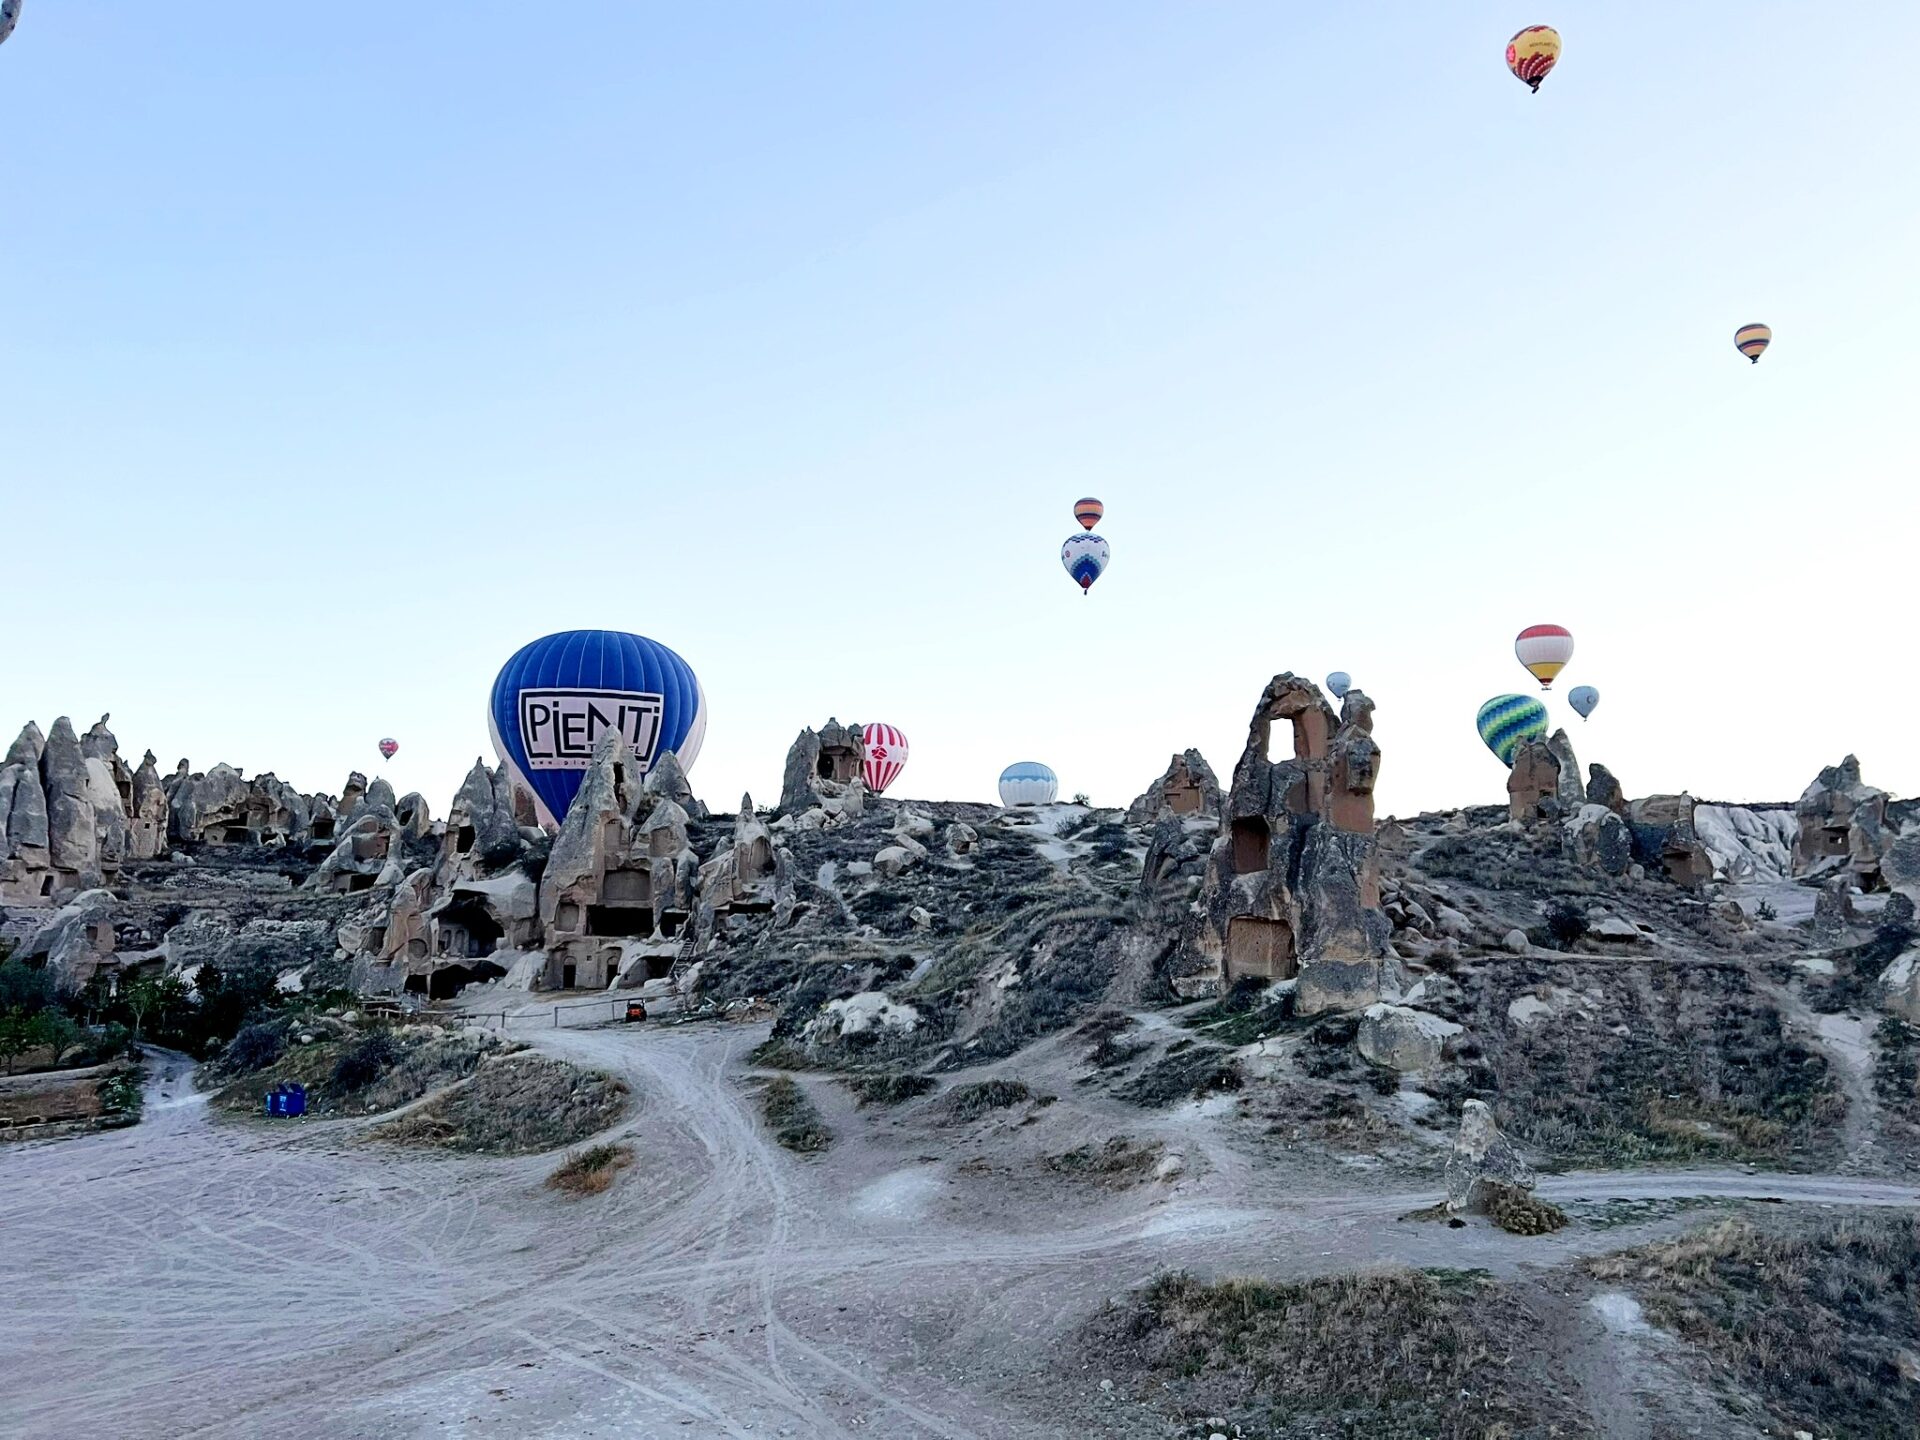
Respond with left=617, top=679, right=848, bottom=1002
left=1568, top=686, right=1600, bottom=720
left=0, top=1, right=22, bottom=48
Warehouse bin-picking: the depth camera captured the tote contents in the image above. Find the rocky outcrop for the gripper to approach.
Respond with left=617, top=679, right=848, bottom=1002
left=128, top=751, right=169, bottom=860
left=1793, top=756, right=1885, bottom=881
left=1357, top=1003, right=1461, bottom=1072
left=438, top=760, right=529, bottom=882
left=1506, top=739, right=1562, bottom=826
left=167, top=764, right=252, bottom=845
left=1881, top=945, right=1920, bottom=1024
left=1180, top=675, right=1389, bottom=1013
left=641, top=749, right=707, bottom=821
left=1694, top=804, right=1796, bottom=883
left=17, top=889, right=118, bottom=989
left=1625, top=794, right=1712, bottom=887
left=1564, top=803, right=1633, bottom=878
left=776, top=719, right=866, bottom=819
left=0, top=723, right=53, bottom=903
left=1444, top=1099, right=1537, bottom=1215
left=1585, top=764, right=1627, bottom=816
left=1126, top=750, right=1222, bottom=824
left=537, top=734, right=704, bottom=991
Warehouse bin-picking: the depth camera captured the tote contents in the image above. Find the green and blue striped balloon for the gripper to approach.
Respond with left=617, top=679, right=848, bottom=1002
left=1476, top=694, right=1549, bottom=766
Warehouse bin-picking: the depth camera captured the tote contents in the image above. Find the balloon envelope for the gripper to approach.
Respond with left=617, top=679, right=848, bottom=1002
left=1073, top=497, right=1104, bottom=530
left=1325, top=671, right=1351, bottom=700
left=1735, top=323, right=1771, bottom=363
left=998, top=761, right=1058, bottom=807
left=1506, top=24, right=1561, bottom=91
left=378, top=738, right=398, bottom=760
left=1514, top=624, right=1574, bottom=688
left=0, top=0, right=20, bottom=47
left=1061, top=533, right=1110, bottom=593
left=861, top=723, right=909, bottom=794
left=1568, top=686, right=1600, bottom=720
left=489, top=629, right=707, bottom=829
left=1477, top=694, right=1549, bottom=766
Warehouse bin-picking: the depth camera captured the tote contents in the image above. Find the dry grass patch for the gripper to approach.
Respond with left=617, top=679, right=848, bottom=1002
left=1588, top=1214, right=1920, bottom=1438
left=373, top=1055, right=627, bottom=1155
left=1085, top=1267, right=1578, bottom=1439
left=759, top=1076, right=831, bottom=1153
left=546, top=1142, right=635, bottom=1197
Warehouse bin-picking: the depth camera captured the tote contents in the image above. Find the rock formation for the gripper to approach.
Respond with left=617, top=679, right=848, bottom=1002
left=1443, top=1099, right=1537, bottom=1215
left=1624, top=794, right=1712, bottom=887
left=776, top=719, right=866, bottom=819
left=1126, top=750, right=1222, bottom=823
left=1792, top=755, right=1918, bottom=893
left=1179, top=675, right=1389, bottom=1014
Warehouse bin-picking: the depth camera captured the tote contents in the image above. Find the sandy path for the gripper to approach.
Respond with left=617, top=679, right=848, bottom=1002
left=4, top=1025, right=1917, bottom=1440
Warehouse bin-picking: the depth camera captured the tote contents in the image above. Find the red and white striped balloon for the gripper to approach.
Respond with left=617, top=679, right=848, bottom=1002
left=861, top=723, right=909, bottom=794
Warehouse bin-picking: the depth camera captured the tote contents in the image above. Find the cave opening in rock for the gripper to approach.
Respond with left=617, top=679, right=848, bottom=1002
left=1226, top=915, right=1296, bottom=981
left=1231, top=817, right=1270, bottom=875
left=586, top=904, right=654, bottom=938
left=436, top=896, right=505, bottom=958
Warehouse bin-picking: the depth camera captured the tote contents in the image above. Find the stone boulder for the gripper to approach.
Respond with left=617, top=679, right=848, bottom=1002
left=1880, top=947, right=1920, bottom=1024
left=1585, top=764, right=1628, bottom=816
left=1564, top=803, right=1633, bottom=878
left=1793, top=755, right=1888, bottom=883
left=945, top=822, right=978, bottom=857
left=1357, top=1003, right=1462, bottom=1072
left=1444, top=1099, right=1538, bottom=1215
left=1506, top=739, right=1563, bottom=826
left=168, top=763, right=252, bottom=844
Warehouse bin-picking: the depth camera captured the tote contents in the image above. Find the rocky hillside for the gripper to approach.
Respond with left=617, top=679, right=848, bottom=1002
left=3, top=679, right=1917, bottom=1177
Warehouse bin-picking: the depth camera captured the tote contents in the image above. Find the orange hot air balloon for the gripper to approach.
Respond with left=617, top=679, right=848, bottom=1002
left=1506, top=25, right=1561, bottom=93
left=1073, top=497, right=1104, bottom=531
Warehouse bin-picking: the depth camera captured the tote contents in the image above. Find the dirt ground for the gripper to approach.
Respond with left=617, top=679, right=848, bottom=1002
left=3, top=1020, right=1918, bottom=1440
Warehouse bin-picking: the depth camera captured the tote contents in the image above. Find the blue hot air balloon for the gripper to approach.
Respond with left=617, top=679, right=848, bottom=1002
left=1568, top=685, right=1600, bottom=720
left=1475, top=694, right=1549, bottom=767
left=489, top=630, right=707, bottom=828
left=998, top=762, right=1059, bottom=807
left=1060, top=534, right=1110, bottom=595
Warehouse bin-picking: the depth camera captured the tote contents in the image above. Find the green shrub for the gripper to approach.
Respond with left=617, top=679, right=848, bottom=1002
left=331, top=1030, right=399, bottom=1092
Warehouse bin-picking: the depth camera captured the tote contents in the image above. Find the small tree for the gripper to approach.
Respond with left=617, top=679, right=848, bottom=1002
left=0, top=1008, right=30, bottom=1075
left=29, top=1009, right=82, bottom=1069
left=122, top=974, right=187, bottom=1042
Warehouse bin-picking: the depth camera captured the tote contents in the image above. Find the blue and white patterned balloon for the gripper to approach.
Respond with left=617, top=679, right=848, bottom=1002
left=1060, top=533, right=1110, bottom=595
left=998, top=762, right=1059, bottom=807
left=489, top=630, right=706, bottom=829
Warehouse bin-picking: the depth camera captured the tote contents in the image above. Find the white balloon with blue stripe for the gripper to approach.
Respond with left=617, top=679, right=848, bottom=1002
left=998, top=762, right=1059, bottom=807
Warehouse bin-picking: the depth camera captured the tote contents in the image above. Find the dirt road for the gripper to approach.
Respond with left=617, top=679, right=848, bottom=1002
left=4, top=1024, right=1916, bottom=1439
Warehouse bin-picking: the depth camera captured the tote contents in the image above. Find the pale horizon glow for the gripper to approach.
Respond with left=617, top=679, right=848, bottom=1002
left=2, top=3, right=1915, bottom=823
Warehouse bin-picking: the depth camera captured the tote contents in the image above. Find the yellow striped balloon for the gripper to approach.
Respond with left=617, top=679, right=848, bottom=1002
left=1073, top=497, right=1103, bottom=531
left=1506, top=25, right=1561, bottom=93
left=1734, top=323, right=1771, bottom=364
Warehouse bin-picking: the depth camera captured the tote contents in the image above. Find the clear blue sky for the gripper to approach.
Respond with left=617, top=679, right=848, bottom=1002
left=3, top=3, right=1915, bottom=818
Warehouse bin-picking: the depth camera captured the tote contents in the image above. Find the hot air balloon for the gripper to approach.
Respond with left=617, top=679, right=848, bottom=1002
left=378, top=738, right=399, bottom=761
left=1506, top=25, right=1561, bottom=92
left=0, top=0, right=21, bottom=48
left=999, top=762, right=1059, bottom=807
left=1061, top=534, right=1110, bottom=595
left=1514, top=624, right=1574, bottom=689
left=1073, top=497, right=1104, bottom=531
left=1734, top=324, right=1771, bottom=363
left=1476, top=694, right=1549, bottom=766
left=489, top=629, right=707, bottom=829
left=1568, top=686, right=1599, bottom=720
left=1325, top=672, right=1352, bottom=700
left=861, top=723, right=909, bottom=794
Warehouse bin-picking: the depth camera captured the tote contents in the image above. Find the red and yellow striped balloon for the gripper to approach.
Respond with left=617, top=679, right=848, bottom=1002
left=1734, top=324, right=1771, bottom=364
left=1514, top=624, right=1574, bottom=689
left=1506, top=25, right=1561, bottom=93
left=1073, top=497, right=1103, bottom=531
